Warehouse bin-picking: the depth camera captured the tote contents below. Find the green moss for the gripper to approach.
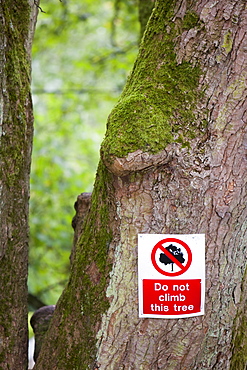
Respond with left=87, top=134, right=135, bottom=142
left=102, top=94, right=173, bottom=157
left=0, top=1, right=32, bottom=188
left=3, top=1, right=31, bottom=38
left=70, top=163, right=113, bottom=367
left=101, top=2, right=206, bottom=162
left=0, top=2, right=31, bottom=367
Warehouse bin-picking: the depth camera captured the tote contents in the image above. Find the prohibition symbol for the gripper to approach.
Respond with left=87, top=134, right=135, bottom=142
left=151, top=238, right=192, bottom=277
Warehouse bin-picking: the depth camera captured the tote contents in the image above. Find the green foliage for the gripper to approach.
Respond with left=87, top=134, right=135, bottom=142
left=29, top=0, right=139, bottom=305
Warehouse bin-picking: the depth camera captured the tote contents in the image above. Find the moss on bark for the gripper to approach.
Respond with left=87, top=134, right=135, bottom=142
left=101, top=1, right=206, bottom=163
left=0, top=1, right=36, bottom=368
left=34, top=161, right=117, bottom=369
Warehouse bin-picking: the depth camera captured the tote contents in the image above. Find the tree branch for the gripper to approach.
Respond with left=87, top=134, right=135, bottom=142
left=34, top=1, right=46, bottom=13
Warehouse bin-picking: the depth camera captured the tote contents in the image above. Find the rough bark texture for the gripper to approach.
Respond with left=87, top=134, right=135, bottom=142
left=71, top=192, right=92, bottom=265
left=34, top=0, right=247, bottom=369
left=0, top=1, right=38, bottom=369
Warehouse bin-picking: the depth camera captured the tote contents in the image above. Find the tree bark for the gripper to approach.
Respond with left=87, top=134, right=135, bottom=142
left=0, top=1, right=38, bottom=369
left=34, top=0, right=247, bottom=369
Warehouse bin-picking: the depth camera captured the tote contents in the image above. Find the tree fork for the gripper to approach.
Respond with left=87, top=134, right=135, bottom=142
left=34, top=0, right=247, bottom=369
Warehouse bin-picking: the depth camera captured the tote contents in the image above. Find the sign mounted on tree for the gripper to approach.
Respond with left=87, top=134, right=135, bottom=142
left=138, top=234, right=205, bottom=319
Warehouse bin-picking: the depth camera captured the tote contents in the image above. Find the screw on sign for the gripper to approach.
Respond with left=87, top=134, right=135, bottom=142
left=151, top=238, right=192, bottom=277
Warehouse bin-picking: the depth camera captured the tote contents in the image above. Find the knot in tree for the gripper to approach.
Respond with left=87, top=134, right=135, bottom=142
left=30, top=305, right=56, bottom=362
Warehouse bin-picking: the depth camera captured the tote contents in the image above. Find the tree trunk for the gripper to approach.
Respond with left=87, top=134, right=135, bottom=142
left=34, top=0, right=247, bottom=369
left=0, top=1, right=38, bottom=369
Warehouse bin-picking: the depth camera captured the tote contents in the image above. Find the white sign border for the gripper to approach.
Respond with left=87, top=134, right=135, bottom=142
left=138, top=234, right=205, bottom=319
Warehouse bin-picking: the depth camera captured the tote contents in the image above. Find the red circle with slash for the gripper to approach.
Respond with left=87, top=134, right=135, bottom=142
left=151, top=238, right=192, bottom=276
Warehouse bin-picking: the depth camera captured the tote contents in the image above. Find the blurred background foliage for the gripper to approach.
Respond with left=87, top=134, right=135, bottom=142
left=29, top=0, right=140, bottom=309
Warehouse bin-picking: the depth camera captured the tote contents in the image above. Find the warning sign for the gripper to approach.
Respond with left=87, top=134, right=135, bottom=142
left=143, top=279, right=201, bottom=315
left=151, top=238, right=192, bottom=276
left=138, top=234, right=205, bottom=319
